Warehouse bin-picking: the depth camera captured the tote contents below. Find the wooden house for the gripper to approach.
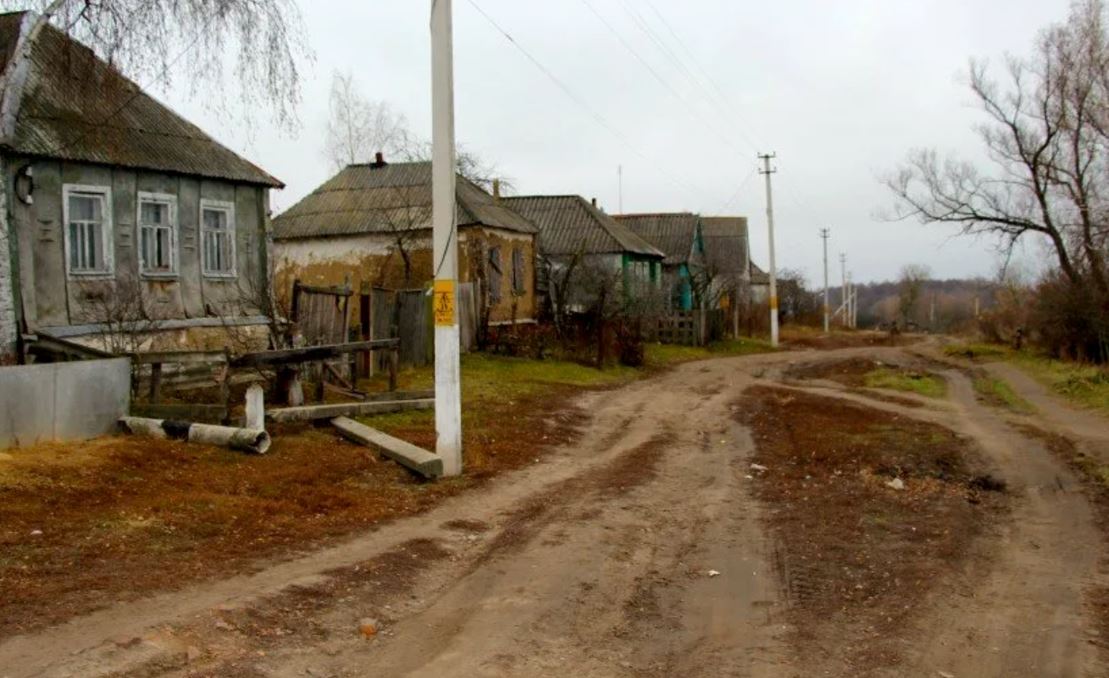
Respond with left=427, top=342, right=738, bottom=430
left=272, top=158, right=539, bottom=325
left=501, top=194, right=664, bottom=311
left=0, top=12, right=283, bottom=361
left=613, top=212, right=706, bottom=311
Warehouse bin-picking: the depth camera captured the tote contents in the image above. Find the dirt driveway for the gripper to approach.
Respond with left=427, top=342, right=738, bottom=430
left=1, top=344, right=1106, bottom=677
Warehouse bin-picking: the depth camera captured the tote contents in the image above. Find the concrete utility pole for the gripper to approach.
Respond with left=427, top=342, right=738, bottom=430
left=430, top=0, right=462, bottom=477
left=820, top=228, right=830, bottom=333
left=618, top=164, right=623, bottom=213
left=758, top=153, right=779, bottom=347
left=839, top=253, right=847, bottom=327
left=846, top=272, right=853, bottom=329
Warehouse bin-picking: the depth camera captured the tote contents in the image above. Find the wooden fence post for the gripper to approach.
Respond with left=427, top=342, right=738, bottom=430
left=388, top=346, right=399, bottom=393
left=359, top=281, right=371, bottom=378
left=148, top=363, right=163, bottom=404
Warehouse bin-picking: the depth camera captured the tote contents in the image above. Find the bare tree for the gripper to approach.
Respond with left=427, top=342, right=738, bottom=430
left=377, top=184, right=432, bottom=288
left=885, top=0, right=1109, bottom=298
left=324, top=70, right=410, bottom=171
left=0, top=0, right=309, bottom=132
left=897, top=264, right=931, bottom=326
left=72, top=275, right=159, bottom=355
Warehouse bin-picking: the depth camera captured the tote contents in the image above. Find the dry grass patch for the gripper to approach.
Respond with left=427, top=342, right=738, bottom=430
left=0, top=353, right=622, bottom=639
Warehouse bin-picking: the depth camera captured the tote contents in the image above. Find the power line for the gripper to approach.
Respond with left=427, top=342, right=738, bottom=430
left=716, top=163, right=758, bottom=213
left=641, top=0, right=764, bottom=146
left=618, top=0, right=760, bottom=153
left=465, top=0, right=710, bottom=202
left=577, top=0, right=746, bottom=157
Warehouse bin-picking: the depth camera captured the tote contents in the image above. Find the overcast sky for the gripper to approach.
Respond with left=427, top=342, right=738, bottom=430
left=166, top=0, right=1071, bottom=286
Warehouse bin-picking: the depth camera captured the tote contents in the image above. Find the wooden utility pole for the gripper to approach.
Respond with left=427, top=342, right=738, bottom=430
left=759, top=153, right=779, bottom=347
left=820, top=228, right=830, bottom=333
left=431, top=0, right=462, bottom=477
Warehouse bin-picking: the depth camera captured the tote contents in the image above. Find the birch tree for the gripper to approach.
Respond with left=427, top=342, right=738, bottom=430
left=0, top=0, right=309, bottom=132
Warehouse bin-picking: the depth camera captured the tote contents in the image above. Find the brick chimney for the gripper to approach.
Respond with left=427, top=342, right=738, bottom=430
left=492, top=179, right=501, bottom=203
left=370, top=151, right=386, bottom=169
left=591, top=197, right=597, bottom=208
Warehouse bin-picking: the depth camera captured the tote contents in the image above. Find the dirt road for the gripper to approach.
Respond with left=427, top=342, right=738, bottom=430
left=1, top=345, right=1106, bottom=677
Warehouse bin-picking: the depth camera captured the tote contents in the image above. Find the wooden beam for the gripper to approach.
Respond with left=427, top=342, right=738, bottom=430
left=266, top=398, right=433, bottom=423
left=131, top=350, right=228, bottom=365
left=231, top=340, right=399, bottom=368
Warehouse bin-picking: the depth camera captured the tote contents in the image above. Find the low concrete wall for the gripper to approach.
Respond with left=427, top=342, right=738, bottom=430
left=0, top=358, right=131, bottom=448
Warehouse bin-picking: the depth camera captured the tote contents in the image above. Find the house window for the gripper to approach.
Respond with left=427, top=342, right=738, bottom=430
left=63, top=184, right=112, bottom=276
left=488, top=246, right=503, bottom=304
left=137, top=192, right=177, bottom=276
left=200, top=199, right=236, bottom=277
left=511, top=246, right=525, bottom=295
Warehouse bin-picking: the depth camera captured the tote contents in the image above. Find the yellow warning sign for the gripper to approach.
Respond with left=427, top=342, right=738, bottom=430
left=433, top=280, right=456, bottom=326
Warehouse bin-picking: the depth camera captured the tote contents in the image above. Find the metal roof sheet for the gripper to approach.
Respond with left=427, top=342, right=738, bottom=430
left=502, top=195, right=662, bottom=258
left=272, top=161, right=538, bottom=240
left=0, top=12, right=282, bottom=187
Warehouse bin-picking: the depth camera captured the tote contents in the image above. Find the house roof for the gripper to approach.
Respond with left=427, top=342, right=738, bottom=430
left=0, top=12, right=282, bottom=187
left=271, top=161, right=538, bottom=240
left=701, top=216, right=750, bottom=277
left=750, top=261, right=770, bottom=285
left=612, top=212, right=701, bottom=265
left=502, top=195, right=662, bottom=259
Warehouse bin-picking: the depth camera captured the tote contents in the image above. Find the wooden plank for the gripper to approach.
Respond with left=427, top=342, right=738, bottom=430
left=231, top=340, right=399, bottom=368
left=330, top=416, right=443, bottom=479
left=297, top=282, right=354, bottom=297
left=266, top=398, right=434, bottom=423
left=27, top=333, right=114, bottom=360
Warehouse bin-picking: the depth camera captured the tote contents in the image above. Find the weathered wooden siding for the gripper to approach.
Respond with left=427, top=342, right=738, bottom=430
left=6, top=155, right=270, bottom=345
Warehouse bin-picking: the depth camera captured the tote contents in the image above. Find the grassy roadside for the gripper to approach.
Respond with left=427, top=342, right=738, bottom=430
left=972, top=375, right=1035, bottom=414
left=863, top=366, right=947, bottom=399
left=944, top=342, right=1109, bottom=415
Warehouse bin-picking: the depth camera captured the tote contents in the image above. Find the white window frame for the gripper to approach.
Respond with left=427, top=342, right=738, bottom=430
left=136, top=191, right=179, bottom=278
left=199, top=198, right=237, bottom=278
left=62, top=184, right=114, bottom=278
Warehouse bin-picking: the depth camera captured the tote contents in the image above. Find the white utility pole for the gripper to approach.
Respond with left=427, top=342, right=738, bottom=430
left=618, top=164, right=624, bottom=213
left=845, top=272, right=852, bottom=329
left=431, top=0, right=462, bottom=477
left=758, top=153, right=779, bottom=347
left=820, top=228, right=830, bottom=333
left=839, top=253, right=847, bottom=327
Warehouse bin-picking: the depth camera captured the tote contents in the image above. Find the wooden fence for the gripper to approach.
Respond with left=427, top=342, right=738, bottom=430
left=362, top=282, right=479, bottom=369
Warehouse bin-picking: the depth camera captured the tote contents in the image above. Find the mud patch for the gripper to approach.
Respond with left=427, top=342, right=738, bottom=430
left=735, top=385, right=1006, bottom=674
left=440, top=519, right=492, bottom=533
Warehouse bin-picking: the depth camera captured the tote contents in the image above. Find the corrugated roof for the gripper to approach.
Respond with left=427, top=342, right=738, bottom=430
left=613, top=212, right=700, bottom=265
left=701, top=216, right=750, bottom=277
left=272, top=161, right=538, bottom=240
left=0, top=11, right=282, bottom=187
left=502, top=195, right=662, bottom=258
left=750, top=261, right=770, bottom=284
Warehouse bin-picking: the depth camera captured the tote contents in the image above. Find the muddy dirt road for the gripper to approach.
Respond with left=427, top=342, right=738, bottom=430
left=1, top=345, right=1106, bottom=677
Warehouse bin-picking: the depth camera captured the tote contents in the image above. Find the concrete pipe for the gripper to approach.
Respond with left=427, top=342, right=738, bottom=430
left=119, top=416, right=271, bottom=455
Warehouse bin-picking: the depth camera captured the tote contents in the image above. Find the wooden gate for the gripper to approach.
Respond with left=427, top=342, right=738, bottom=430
left=292, top=279, right=352, bottom=346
